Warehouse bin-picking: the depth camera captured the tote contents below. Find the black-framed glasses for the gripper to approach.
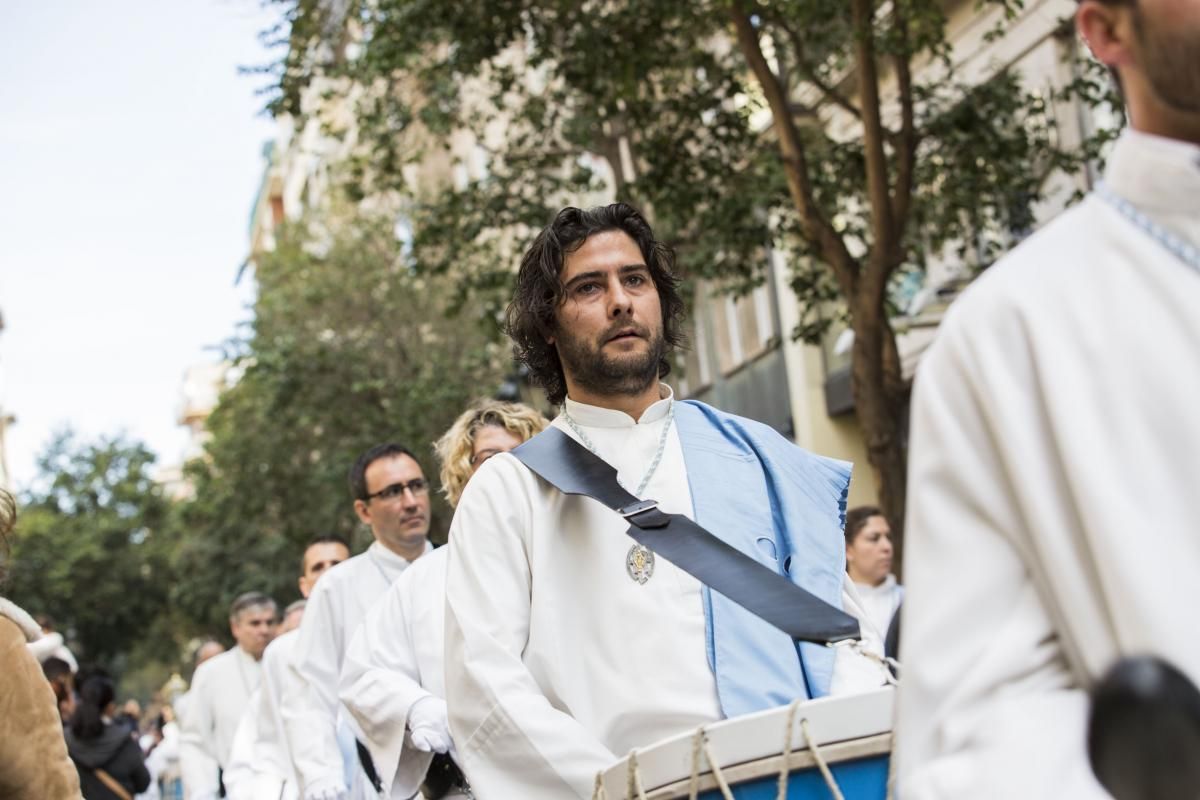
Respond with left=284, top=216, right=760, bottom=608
left=364, top=478, right=429, bottom=502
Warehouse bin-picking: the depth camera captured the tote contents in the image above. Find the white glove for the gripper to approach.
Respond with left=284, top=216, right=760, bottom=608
left=408, top=696, right=452, bottom=754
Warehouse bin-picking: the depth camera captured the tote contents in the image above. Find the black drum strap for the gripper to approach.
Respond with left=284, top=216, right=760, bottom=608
left=511, top=427, right=859, bottom=644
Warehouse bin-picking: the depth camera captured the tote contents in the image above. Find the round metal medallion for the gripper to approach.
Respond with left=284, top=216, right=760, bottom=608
left=626, top=544, right=655, bottom=584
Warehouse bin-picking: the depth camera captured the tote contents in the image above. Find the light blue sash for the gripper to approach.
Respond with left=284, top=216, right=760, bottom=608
left=675, top=400, right=851, bottom=717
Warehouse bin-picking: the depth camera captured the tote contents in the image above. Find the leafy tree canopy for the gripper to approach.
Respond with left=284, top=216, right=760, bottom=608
left=258, top=0, right=1120, bottom=560
left=7, top=432, right=177, bottom=668
left=172, top=213, right=505, bottom=634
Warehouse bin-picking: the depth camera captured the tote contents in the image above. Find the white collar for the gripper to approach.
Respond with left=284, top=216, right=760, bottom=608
left=1106, top=129, right=1200, bottom=216
left=368, top=539, right=430, bottom=569
left=562, top=384, right=674, bottom=428
left=854, top=573, right=898, bottom=596
left=233, top=644, right=259, bottom=664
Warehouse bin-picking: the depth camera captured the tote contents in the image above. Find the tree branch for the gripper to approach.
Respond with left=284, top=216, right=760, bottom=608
left=772, top=14, right=864, bottom=122
left=889, top=3, right=918, bottom=265
left=728, top=3, right=859, bottom=296
left=849, top=0, right=896, bottom=300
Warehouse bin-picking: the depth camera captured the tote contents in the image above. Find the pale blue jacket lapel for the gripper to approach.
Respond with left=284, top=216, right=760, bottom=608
left=675, top=400, right=851, bottom=717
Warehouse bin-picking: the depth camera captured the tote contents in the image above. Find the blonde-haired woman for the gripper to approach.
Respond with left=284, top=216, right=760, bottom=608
left=341, top=400, right=545, bottom=799
left=434, top=399, right=547, bottom=507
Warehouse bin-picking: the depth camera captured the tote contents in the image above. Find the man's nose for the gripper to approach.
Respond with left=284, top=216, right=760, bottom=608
left=609, top=281, right=633, bottom=317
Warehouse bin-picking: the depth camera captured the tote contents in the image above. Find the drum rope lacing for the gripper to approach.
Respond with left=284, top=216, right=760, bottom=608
left=592, top=645, right=899, bottom=799
left=687, top=728, right=735, bottom=800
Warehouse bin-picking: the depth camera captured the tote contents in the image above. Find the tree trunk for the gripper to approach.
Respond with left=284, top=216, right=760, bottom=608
left=850, top=306, right=910, bottom=574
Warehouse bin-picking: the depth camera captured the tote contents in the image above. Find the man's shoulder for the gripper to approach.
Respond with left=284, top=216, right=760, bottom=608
left=939, top=198, right=1111, bottom=337
left=193, top=647, right=237, bottom=684
left=263, top=629, right=297, bottom=665
left=678, top=399, right=778, bottom=436
left=676, top=399, right=830, bottom=462
left=455, top=447, right=543, bottom=506
left=405, top=544, right=448, bottom=580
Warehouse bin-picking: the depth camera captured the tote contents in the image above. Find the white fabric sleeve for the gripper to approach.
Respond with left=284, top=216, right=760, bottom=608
left=828, top=578, right=891, bottom=696
left=179, top=664, right=221, bottom=800
left=895, top=314, right=1109, bottom=800
left=444, top=460, right=617, bottom=800
left=339, top=580, right=433, bottom=799
left=220, top=704, right=257, bottom=800
left=281, top=577, right=350, bottom=800
left=26, top=631, right=62, bottom=663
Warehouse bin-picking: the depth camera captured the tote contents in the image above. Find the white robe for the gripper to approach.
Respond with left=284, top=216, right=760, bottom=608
left=896, top=129, right=1200, bottom=799
left=223, top=631, right=302, bottom=800
left=444, top=390, right=880, bottom=799
left=179, top=645, right=262, bottom=800
left=852, top=575, right=902, bottom=652
left=282, top=540, right=427, bottom=800
left=340, top=546, right=449, bottom=799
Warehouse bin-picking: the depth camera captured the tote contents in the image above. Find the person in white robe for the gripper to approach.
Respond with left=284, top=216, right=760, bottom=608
left=843, top=506, right=902, bottom=649
left=282, top=444, right=433, bottom=800
left=896, top=3, right=1200, bottom=797
left=180, top=593, right=278, bottom=800
left=444, top=204, right=887, bottom=799
left=224, top=535, right=350, bottom=800
left=340, top=400, right=546, bottom=799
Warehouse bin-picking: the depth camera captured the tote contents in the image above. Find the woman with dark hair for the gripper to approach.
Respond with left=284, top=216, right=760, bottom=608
left=844, top=505, right=904, bottom=646
left=0, top=489, right=82, bottom=799
left=65, top=673, right=150, bottom=799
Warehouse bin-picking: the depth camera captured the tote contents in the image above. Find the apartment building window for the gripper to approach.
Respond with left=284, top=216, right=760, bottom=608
left=711, top=282, right=778, bottom=376
left=681, top=315, right=713, bottom=397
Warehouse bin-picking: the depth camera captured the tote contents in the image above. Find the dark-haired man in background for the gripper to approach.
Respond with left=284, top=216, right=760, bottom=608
left=282, top=445, right=432, bottom=800
left=444, top=203, right=877, bottom=798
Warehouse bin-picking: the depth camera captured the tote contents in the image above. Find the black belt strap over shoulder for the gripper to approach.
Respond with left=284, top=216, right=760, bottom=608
left=355, top=738, right=383, bottom=794
left=511, top=426, right=860, bottom=644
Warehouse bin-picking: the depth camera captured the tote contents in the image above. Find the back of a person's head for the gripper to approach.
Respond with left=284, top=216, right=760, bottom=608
left=71, top=674, right=116, bottom=740
left=42, top=656, right=74, bottom=712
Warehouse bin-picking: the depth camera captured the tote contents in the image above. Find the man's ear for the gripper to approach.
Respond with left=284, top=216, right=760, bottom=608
left=1077, top=0, right=1136, bottom=70
left=353, top=498, right=371, bottom=526
left=229, top=618, right=238, bottom=639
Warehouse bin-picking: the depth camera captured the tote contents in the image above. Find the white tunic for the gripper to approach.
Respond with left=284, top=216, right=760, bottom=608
left=340, top=546, right=449, bottom=799
left=282, top=541, right=427, bottom=800
left=897, top=129, right=1200, bottom=799
left=852, top=575, right=902, bottom=651
left=444, top=391, right=734, bottom=799
left=223, top=630, right=302, bottom=800
left=179, top=645, right=262, bottom=800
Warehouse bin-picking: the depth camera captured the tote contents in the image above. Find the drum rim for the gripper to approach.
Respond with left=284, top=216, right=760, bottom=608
left=600, top=687, right=895, bottom=795
left=642, top=732, right=892, bottom=800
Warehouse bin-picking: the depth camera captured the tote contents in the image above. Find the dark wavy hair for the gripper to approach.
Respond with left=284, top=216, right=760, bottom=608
left=348, top=443, right=419, bottom=501
left=71, top=674, right=116, bottom=740
left=844, top=505, right=885, bottom=545
left=505, top=203, right=687, bottom=406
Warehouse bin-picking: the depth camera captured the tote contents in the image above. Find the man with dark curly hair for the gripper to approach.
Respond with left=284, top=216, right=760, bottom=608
left=443, top=203, right=876, bottom=798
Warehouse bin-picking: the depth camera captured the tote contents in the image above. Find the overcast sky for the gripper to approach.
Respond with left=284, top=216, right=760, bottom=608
left=0, top=1, right=281, bottom=488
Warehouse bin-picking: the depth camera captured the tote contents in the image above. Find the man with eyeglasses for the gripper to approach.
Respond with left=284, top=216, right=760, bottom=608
left=282, top=444, right=433, bottom=800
